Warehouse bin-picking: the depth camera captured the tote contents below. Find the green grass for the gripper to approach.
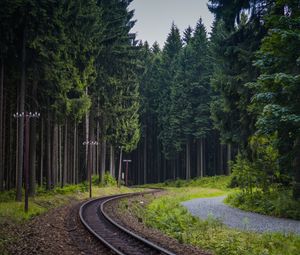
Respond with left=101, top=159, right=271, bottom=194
left=225, top=190, right=300, bottom=220
left=142, top=175, right=232, bottom=189
left=0, top=182, right=139, bottom=224
left=125, top=176, right=300, bottom=255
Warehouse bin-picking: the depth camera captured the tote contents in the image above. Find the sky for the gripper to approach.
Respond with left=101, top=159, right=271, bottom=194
left=129, top=0, right=215, bottom=48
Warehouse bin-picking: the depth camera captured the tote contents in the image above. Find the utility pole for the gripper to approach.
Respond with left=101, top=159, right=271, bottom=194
left=123, top=159, right=132, bottom=186
left=83, top=141, right=98, bottom=198
left=13, top=112, right=40, bottom=212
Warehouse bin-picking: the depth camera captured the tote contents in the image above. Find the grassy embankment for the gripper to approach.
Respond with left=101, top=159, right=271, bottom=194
left=120, top=176, right=300, bottom=255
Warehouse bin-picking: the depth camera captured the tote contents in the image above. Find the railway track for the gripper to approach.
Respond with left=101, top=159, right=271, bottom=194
left=79, top=190, right=176, bottom=255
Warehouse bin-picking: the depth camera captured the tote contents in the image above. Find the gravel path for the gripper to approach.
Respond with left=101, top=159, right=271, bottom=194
left=182, top=196, right=300, bottom=235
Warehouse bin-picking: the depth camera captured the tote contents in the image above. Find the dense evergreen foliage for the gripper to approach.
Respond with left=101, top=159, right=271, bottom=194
left=0, top=0, right=299, bottom=203
left=0, top=0, right=140, bottom=198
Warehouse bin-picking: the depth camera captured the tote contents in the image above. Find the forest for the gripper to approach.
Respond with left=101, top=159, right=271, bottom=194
left=0, top=0, right=299, bottom=204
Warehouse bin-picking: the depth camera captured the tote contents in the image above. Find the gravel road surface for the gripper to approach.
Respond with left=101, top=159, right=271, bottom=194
left=182, top=196, right=300, bottom=235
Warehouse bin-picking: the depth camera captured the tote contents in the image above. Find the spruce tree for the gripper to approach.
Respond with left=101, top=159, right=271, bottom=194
left=251, top=0, right=300, bottom=199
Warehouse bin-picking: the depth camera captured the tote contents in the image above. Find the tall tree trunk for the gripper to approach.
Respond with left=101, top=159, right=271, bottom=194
left=16, top=28, right=26, bottom=201
left=8, top=104, right=14, bottom=189
left=58, top=125, right=62, bottom=185
left=52, top=123, right=58, bottom=187
left=85, top=89, right=89, bottom=172
left=16, top=113, right=19, bottom=189
left=227, top=143, right=232, bottom=175
left=109, top=145, right=115, bottom=177
left=76, top=128, right=79, bottom=183
left=117, top=147, right=123, bottom=187
left=100, top=139, right=106, bottom=183
left=89, top=111, right=95, bottom=179
left=186, top=140, right=191, bottom=180
left=2, top=93, right=6, bottom=190
left=293, top=137, right=300, bottom=200
left=73, top=122, right=77, bottom=184
left=96, top=120, right=100, bottom=176
left=63, top=120, right=68, bottom=187
left=40, top=118, right=44, bottom=187
left=163, top=157, right=166, bottom=181
left=143, top=129, right=147, bottom=184
left=196, top=139, right=201, bottom=177
left=46, top=112, right=51, bottom=190
left=29, top=69, right=38, bottom=196
left=220, top=144, right=224, bottom=175
left=200, top=138, right=204, bottom=177
left=0, top=58, right=4, bottom=191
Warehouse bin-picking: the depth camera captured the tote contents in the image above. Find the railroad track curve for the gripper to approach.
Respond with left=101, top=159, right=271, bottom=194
left=79, top=190, right=176, bottom=255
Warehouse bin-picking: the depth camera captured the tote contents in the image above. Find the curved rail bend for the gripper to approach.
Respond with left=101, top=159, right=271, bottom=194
left=79, top=191, right=176, bottom=255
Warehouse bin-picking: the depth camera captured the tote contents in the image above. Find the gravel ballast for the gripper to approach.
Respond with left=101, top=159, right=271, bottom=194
left=182, top=196, right=300, bottom=235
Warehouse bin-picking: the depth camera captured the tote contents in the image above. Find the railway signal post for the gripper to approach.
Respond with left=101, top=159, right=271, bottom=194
left=123, top=159, right=132, bottom=186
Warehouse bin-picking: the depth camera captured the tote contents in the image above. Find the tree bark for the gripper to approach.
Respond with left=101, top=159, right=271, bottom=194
left=46, top=112, right=51, bottom=190
left=117, top=147, right=123, bottom=187
left=293, top=137, right=300, bottom=200
left=52, top=123, right=58, bottom=187
left=0, top=58, right=4, bottom=191
left=63, top=120, right=68, bottom=187
left=40, top=118, right=44, bottom=187
left=2, top=93, right=6, bottom=190
left=8, top=104, right=14, bottom=189
left=85, top=89, right=89, bottom=172
left=96, top=120, right=100, bottom=176
left=58, top=125, right=62, bottom=185
left=220, top=144, right=224, bottom=175
left=196, top=139, right=201, bottom=177
left=143, top=129, right=147, bottom=184
left=200, top=138, right=204, bottom=177
left=16, top=27, right=26, bottom=201
left=73, top=122, right=77, bottom=184
left=227, top=143, right=232, bottom=175
left=109, top=145, right=115, bottom=177
left=100, top=139, right=106, bottom=183
left=186, top=140, right=191, bottom=180
left=29, top=69, right=38, bottom=196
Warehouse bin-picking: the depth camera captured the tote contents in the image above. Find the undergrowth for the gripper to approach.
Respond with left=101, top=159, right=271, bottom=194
left=0, top=173, right=135, bottom=224
left=142, top=175, right=231, bottom=190
left=225, top=190, right=300, bottom=220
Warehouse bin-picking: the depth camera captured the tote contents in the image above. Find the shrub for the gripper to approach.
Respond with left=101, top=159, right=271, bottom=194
left=226, top=189, right=300, bottom=220
left=103, top=172, right=117, bottom=186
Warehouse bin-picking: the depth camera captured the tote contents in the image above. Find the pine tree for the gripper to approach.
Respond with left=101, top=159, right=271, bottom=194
left=158, top=23, right=182, bottom=158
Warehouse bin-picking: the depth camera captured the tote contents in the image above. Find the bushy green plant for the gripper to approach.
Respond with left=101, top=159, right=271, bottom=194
left=226, top=189, right=300, bottom=220
left=231, top=135, right=282, bottom=194
left=161, top=176, right=231, bottom=190
left=0, top=190, right=16, bottom=203
left=103, top=172, right=117, bottom=187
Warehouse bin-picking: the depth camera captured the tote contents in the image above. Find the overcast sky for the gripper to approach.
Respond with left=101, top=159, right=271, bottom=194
left=129, top=0, right=215, bottom=48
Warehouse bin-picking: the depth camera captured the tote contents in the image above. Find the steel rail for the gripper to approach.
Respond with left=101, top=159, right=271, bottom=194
left=79, top=190, right=176, bottom=255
